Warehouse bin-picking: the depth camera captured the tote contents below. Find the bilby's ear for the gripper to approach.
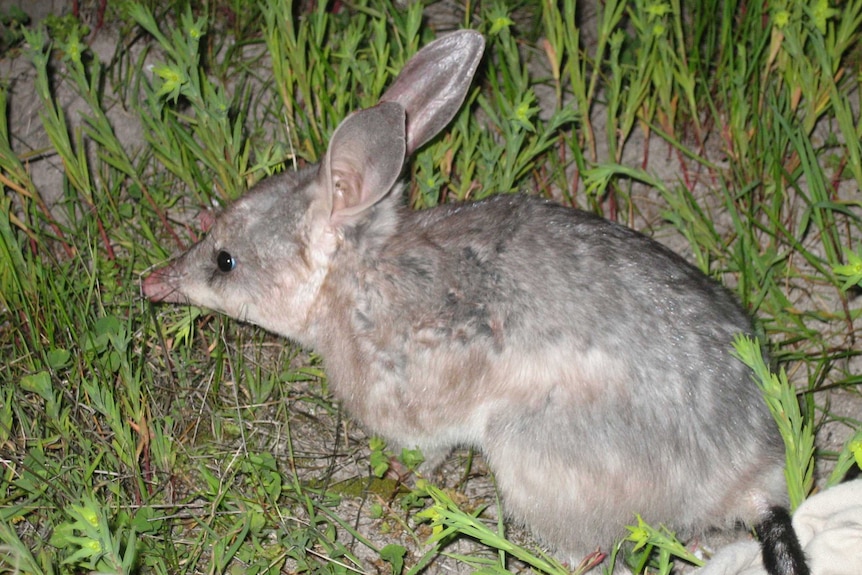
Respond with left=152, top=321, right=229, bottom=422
left=316, top=102, right=407, bottom=224
left=380, top=30, right=484, bottom=154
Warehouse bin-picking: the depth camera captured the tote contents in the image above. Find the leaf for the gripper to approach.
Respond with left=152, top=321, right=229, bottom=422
left=46, top=348, right=71, bottom=369
left=380, top=544, right=406, bottom=575
left=19, top=372, right=52, bottom=401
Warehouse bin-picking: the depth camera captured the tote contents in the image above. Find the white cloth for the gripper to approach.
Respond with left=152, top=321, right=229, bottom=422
left=696, top=480, right=862, bottom=575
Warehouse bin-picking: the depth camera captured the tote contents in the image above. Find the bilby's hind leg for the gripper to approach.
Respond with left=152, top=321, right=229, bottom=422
left=756, top=506, right=809, bottom=575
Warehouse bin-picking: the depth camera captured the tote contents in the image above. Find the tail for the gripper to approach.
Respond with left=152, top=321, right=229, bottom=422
left=756, top=506, right=810, bottom=575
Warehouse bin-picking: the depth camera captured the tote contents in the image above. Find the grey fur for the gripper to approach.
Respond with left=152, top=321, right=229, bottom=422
left=143, top=30, right=792, bottom=565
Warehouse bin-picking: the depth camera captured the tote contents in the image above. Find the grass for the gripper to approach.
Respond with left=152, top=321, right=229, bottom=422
left=1, top=0, right=861, bottom=573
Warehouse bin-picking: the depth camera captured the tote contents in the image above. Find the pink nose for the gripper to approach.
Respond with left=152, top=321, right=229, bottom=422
left=142, top=267, right=183, bottom=303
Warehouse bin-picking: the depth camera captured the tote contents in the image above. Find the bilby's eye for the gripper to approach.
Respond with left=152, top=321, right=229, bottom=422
left=216, top=250, right=236, bottom=272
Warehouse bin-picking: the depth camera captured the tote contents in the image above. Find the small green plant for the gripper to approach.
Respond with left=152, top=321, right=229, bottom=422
left=369, top=437, right=426, bottom=479
left=416, top=482, right=591, bottom=575
left=624, top=516, right=704, bottom=574
left=734, top=336, right=816, bottom=510
left=828, top=429, right=862, bottom=486
left=129, top=4, right=280, bottom=203
left=49, top=496, right=138, bottom=574
left=834, top=248, right=862, bottom=290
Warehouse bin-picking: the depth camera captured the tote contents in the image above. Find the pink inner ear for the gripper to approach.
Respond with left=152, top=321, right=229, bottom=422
left=330, top=168, right=365, bottom=216
left=321, top=103, right=407, bottom=224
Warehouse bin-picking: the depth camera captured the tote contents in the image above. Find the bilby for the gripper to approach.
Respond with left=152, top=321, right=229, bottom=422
left=143, top=30, right=808, bottom=575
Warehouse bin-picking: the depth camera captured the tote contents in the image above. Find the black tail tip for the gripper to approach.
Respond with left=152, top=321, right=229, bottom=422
left=756, top=506, right=810, bottom=575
